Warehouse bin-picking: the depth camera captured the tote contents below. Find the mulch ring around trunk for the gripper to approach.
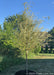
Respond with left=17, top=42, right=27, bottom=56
left=15, top=70, right=38, bottom=75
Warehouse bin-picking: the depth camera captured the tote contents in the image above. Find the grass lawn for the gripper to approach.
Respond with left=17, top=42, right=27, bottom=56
left=0, top=53, right=54, bottom=75
left=33, top=53, right=54, bottom=59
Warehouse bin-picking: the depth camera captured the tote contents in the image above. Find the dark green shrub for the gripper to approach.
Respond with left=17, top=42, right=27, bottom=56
left=50, top=45, right=53, bottom=53
left=45, top=45, right=48, bottom=53
left=51, top=50, right=53, bottom=54
left=0, top=56, right=24, bottom=72
left=41, top=46, right=44, bottom=53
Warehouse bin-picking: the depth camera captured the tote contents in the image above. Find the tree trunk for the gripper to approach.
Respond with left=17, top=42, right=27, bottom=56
left=26, top=50, right=28, bottom=75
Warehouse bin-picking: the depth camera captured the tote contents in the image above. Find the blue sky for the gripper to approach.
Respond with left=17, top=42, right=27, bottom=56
left=0, top=0, right=54, bottom=31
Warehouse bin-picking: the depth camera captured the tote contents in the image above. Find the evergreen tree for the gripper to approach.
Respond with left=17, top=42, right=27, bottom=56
left=45, top=45, right=48, bottom=53
left=48, top=27, right=54, bottom=53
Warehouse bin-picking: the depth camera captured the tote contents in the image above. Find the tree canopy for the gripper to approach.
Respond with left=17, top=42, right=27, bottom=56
left=48, top=27, right=54, bottom=47
left=0, top=3, right=49, bottom=57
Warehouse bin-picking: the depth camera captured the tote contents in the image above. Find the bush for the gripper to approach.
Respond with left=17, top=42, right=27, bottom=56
left=0, top=56, right=24, bottom=72
left=34, top=45, right=41, bottom=55
left=51, top=50, right=53, bottom=54
left=50, top=45, right=53, bottom=53
left=0, top=42, right=21, bottom=57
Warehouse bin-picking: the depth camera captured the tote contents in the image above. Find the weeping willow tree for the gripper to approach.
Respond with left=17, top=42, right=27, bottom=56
left=13, top=2, right=49, bottom=74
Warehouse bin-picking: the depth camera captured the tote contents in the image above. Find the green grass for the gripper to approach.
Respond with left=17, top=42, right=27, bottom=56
left=33, top=53, right=54, bottom=59
left=0, top=53, right=54, bottom=75
left=22, top=52, right=54, bottom=59
left=38, top=53, right=54, bottom=56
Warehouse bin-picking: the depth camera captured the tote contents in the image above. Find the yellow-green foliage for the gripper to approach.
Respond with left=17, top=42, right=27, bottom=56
left=0, top=3, right=49, bottom=58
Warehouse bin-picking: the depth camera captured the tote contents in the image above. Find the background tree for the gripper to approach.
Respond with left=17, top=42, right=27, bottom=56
left=48, top=27, right=54, bottom=53
left=41, top=46, right=44, bottom=53
left=45, top=45, right=48, bottom=53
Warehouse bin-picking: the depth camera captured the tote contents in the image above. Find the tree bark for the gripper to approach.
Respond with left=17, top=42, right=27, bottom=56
left=26, top=50, right=28, bottom=75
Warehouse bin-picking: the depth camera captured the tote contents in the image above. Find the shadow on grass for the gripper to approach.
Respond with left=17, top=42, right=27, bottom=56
left=0, top=57, right=54, bottom=75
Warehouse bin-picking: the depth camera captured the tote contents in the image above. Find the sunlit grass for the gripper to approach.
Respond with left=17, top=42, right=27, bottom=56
left=39, top=53, right=54, bottom=56
left=22, top=53, right=54, bottom=59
